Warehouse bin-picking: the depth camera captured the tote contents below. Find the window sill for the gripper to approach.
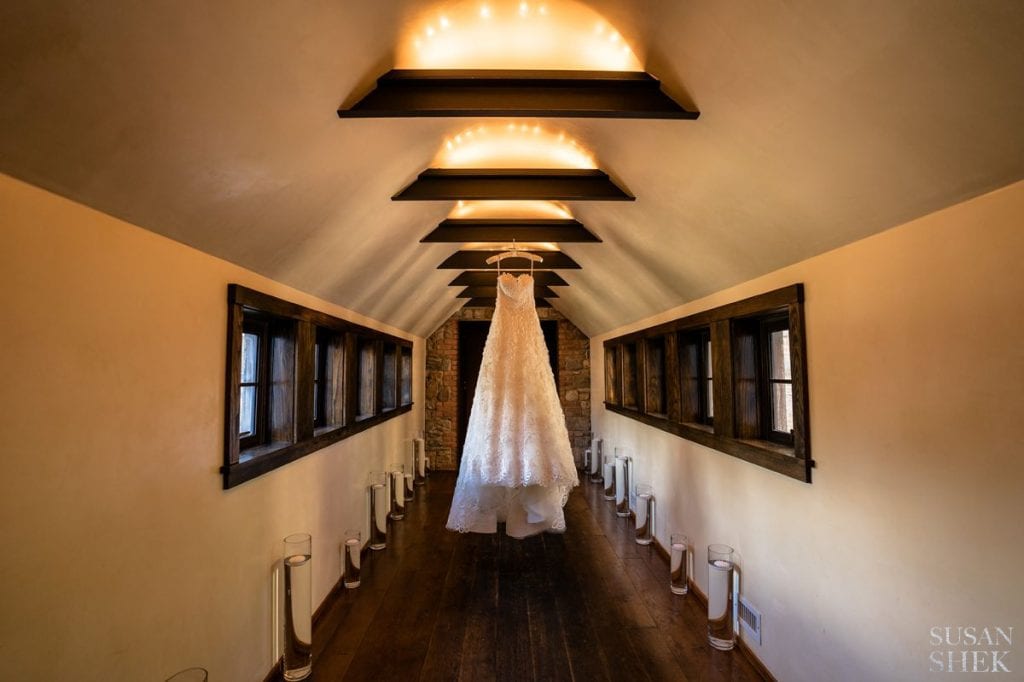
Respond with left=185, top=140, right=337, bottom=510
left=239, top=441, right=292, bottom=464
left=737, top=438, right=794, bottom=458
left=313, top=424, right=344, bottom=438
left=604, top=402, right=812, bottom=483
left=223, top=403, right=413, bottom=489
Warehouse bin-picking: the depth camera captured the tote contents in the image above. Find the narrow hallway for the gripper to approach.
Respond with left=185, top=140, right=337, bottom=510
left=303, top=473, right=765, bottom=681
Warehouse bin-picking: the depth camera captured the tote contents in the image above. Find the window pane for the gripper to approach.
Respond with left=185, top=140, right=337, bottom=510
left=704, top=339, right=713, bottom=380
left=382, top=347, right=397, bottom=410
left=241, top=333, right=259, bottom=383
left=358, top=342, right=375, bottom=418
left=622, top=343, right=638, bottom=407
left=604, top=347, right=618, bottom=403
left=771, top=382, right=793, bottom=433
left=239, top=385, right=256, bottom=436
left=770, top=329, right=791, bottom=380
left=401, top=348, right=412, bottom=405
left=314, top=343, right=321, bottom=381
left=646, top=337, right=666, bottom=414
left=707, top=378, right=714, bottom=418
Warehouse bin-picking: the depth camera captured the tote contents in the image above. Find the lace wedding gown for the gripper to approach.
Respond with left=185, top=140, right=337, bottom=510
left=446, top=273, right=579, bottom=538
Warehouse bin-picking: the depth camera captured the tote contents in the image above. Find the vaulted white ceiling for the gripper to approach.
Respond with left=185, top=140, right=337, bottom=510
left=2, top=0, right=1023, bottom=336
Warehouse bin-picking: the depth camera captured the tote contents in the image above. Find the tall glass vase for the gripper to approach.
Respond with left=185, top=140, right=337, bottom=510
left=369, top=473, right=387, bottom=550
left=614, top=452, right=632, bottom=517
left=589, top=438, right=603, bottom=481
left=282, top=533, right=312, bottom=681
left=707, top=544, right=738, bottom=651
left=634, top=484, right=654, bottom=545
left=414, top=437, right=427, bottom=486
left=404, top=472, right=415, bottom=502
left=389, top=465, right=405, bottom=521
left=669, top=534, right=689, bottom=595
left=343, top=529, right=361, bottom=589
left=603, top=458, right=616, bottom=500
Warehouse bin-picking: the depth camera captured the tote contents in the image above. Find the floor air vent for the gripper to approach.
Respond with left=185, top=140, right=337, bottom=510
left=737, top=596, right=762, bottom=645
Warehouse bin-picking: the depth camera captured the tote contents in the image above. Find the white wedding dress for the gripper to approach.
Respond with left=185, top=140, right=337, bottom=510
left=446, top=273, right=579, bottom=538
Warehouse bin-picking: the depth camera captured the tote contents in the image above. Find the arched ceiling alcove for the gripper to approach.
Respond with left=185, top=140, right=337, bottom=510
left=2, top=0, right=1023, bottom=336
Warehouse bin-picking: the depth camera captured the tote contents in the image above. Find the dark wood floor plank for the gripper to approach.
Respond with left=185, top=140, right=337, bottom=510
left=625, top=626, right=693, bottom=682
left=418, top=539, right=478, bottom=681
left=457, top=535, right=499, bottom=682
left=541, top=534, right=614, bottom=682
left=521, top=535, right=573, bottom=682
left=496, top=543, right=534, bottom=682
left=567, top=540, right=652, bottom=681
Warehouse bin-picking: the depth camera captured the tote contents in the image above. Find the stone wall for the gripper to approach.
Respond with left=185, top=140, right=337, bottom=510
left=425, top=306, right=591, bottom=471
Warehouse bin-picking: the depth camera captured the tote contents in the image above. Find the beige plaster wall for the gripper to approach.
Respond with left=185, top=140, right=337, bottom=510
left=591, top=181, right=1024, bottom=681
left=0, top=174, right=425, bottom=681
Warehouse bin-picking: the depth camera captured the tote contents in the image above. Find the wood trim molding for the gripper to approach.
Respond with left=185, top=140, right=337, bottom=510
left=229, top=285, right=410, bottom=347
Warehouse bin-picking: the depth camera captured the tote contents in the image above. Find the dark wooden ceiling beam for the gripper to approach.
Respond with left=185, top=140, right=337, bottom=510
left=338, top=69, right=699, bottom=119
left=463, top=298, right=553, bottom=308
left=437, top=250, right=581, bottom=270
left=457, top=286, right=559, bottom=298
left=450, top=271, right=568, bottom=287
left=393, top=169, right=633, bottom=201
left=421, top=219, right=602, bottom=243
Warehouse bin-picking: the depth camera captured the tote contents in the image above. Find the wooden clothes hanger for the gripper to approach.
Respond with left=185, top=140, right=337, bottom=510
left=485, top=239, right=543, bottom=275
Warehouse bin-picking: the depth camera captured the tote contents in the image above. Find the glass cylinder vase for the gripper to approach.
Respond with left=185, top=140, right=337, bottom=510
left=389, top=466, right=405, bottom=521
left=414, top=437, right=427, bottom=486
left=343, top=529, right=361, bottom=589
left=369, top=474, right=387, bottom=550
left=404, top=472, right=415, bottom=502
left=603, top=459, right=616, bottom=500
left=707, top=544, right=737, bottom=651
left=282, top=533, right=312, bottom=681
left=614, top=453, right=632, bottom=518
left=589, top=438, right=603, bottom=481
left=670, top=534, right=689, bottom=595
left=634, top=484, right=654, bottom=545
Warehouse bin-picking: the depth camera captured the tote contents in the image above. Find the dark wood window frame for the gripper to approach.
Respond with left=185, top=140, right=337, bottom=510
left=224, top=285, right=414, bottom=489
left=604, top=284, right=812, bottom=483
